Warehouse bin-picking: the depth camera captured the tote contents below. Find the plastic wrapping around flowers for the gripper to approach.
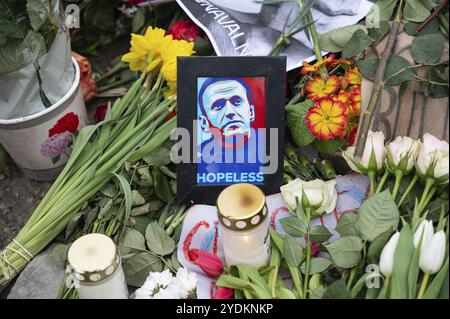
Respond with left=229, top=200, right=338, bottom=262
left=177, top=174, right=369, bottom=298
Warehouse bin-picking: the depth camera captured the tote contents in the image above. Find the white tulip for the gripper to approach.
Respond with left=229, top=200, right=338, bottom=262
left=416, top=133, right=449, bottom=185
left=379, top=232, right=400, bottom=277
left=280, top=178, right=337, bottom=216
left=413, top=220, right=434, bottom=248
left=385, top=136, right=420, bottom=174
left=419, top=230, right=446, bottom=275
left=343, top=130, right=386, bottom=174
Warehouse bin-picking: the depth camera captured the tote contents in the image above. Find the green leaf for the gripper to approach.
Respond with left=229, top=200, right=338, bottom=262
left=26, top=0, right=50, bottom=30
left=310, top=225, right=332, bottom=244
left=318, top=31, right=344, bottom=52
left=357, top=190, right=399, bottom=242
left=286, top=100, right=316, bottom=147
left=143, top=146, right=171, bottom=166
left=423, top=259, right=449, bottom=299
left=322, top=279, right=350, bottom=299
left=329, top=25, right=368, bottom=48
left=368, top=21, right=390, bottom=44
left=283, top=235, right=304, bottom=267
left=367, top=229, right=394, bottom=263
left=342, top=29, right=373, bottom=58
left=300, top=257, right=333, bottom=274
left=325, top=236, right=363, bottom=268
left=390, top=224, right=415, bottom=299
left=428, top=65, right=449, bottom=98
left=112, top=173, right=132, bottom=241
left=404, top=19, right=440, bottom=37
left=407, top=241, right=422, bottom=298
left=152, top=166, right=173, bottom=203
left=132, top=7, right=147, bottom=33
left=119, top=228, right=146, bottom=256
left=0, top=31, right=46, bottom=75
left=411, top=33, right=445, bottom=64
left=336, top=213, right=360, bottom=237
left=145, top=222, right=175, bottom=256
left=236, top=264, right=271, bottom=296
left=369, top=0, right=397, bottom=21
left=123, top=252, right=163, bottom=287
left=312, top=138, right=345, bottom=155
left=131, top=190, right=146, bottom=207
left=280, top=216, right=307, bottom=237
left=404, top=0, right=431, bottom=22
left=358, top=55, right=414, bottom=86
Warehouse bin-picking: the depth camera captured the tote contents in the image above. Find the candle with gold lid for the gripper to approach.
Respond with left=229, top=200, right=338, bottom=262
left=217, top=183, right=270, bottom=267
left=67, top=233, right=128, bottom=299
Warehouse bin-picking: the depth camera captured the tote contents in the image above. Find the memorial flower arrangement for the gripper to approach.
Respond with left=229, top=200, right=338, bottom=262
left=0, top=25, right=194, bottom=292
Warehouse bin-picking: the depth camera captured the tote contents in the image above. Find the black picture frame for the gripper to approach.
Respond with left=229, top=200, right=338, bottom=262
left=176, top=56, right=286, bottom=205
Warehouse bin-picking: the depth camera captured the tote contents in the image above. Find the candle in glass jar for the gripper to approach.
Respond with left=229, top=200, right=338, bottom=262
left=67, top=233, right=128, bottom=299
left=217, top=183, right=270, bottom=267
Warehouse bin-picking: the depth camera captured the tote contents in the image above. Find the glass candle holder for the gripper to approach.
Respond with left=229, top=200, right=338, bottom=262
left=67, top=233, right=128, bottom=299
left=217, top=183, right=270, bottom=267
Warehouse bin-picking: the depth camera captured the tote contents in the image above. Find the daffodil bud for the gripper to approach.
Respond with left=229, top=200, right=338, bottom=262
left=343, top=130, right=386, bottom=174
left=416, top=133, right=449, bottom=185
left=385, top=136, right=420, bottom=174
left=379, top=232, right=400, bottom=277
left=419, top=230, right=446, bottom=275
left=413, top=220, right=434, bottom=248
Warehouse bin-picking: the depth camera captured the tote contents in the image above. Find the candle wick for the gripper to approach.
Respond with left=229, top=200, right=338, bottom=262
left=241, top=196, right=253, bottom=207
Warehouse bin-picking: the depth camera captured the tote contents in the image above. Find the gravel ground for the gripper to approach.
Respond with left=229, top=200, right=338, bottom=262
left=0, top=164, right=52, bottom=247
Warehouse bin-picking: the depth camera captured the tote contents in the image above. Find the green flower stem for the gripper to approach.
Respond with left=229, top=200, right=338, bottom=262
left=417, top=272, right=431, bottom=299
left=303, top=207, right=312, bottom=299
left=376, top=171, right=390, bottom=194
left=397, top=175, right=419, bottom=206
left=418, top=178, right=436, bottom=212
left=420, top=187, right=437, bottom=214
left=305, top=9, right=323, bottom=63
left=354, top=0, right=404, bottom=159
left=347, top=267, right=357, bottom=289
left=392, top=170, right=404, bottom=200
left=368, top=171, right=377, bottom=195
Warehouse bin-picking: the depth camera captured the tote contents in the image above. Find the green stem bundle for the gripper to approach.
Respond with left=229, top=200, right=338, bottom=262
left=0, top=74, right=177, bottom=291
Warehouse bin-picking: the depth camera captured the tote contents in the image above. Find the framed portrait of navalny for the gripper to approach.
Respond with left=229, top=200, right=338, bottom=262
left=175, top=56, right=286, bottom=204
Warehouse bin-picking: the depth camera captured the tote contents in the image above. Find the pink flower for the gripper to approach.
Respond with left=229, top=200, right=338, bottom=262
left=212, top=287, right=234, bottom=299
left=188, top=249, right=224, bottom=278
left=40, top=131, right=72, bottom=158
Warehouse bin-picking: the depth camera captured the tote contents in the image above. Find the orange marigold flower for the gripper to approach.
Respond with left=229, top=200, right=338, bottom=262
left=306, top=75, right=340, bottom=101
left=342, top=67, right=362, bottom=89
left=305, top=99, right=348, bottom=140
left=349, top=86, right=361, bottom=116
left=301, top=54, right=336, bottom=75
left=332, top=90, right=352, bottom=105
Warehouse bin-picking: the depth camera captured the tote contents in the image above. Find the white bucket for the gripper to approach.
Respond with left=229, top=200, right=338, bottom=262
left=0, top=57, right=88, bottom=180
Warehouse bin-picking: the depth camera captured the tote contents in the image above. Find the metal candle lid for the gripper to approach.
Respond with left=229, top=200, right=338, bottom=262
left=217, top=184, right=267, bottom=232
left=67, top=233, right=119, bottom=283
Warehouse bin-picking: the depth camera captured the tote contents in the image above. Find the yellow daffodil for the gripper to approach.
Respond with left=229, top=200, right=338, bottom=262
left=305, top=99, right=347, bottom=140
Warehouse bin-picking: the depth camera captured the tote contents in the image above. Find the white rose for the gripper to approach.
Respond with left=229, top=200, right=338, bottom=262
left=416, top=133, right=449, bottom=185
left=385, top=136, right=420, bottom=173
left=343, top=130, right=386, bottom=174
left=280, top=178, right=337, bottom=216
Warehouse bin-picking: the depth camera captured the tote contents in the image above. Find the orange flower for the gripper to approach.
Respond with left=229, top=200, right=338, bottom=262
left=300, top=55, right=335, bottom=75
left=332, top=90, right=352, bottom=105
left=328, top=58, right=354, bottom=70
left=341, top=67, right=362, bottom=89
left=305, top=99, right=348, bottom=140
left=306, top=75, right=340, bottom=101
left=349, top=86, right=361, bottom=116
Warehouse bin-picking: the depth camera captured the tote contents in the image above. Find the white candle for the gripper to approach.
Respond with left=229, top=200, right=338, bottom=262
left=217, top=184, right=270, bottom=267
left=67, top=233, right=129, bottom=299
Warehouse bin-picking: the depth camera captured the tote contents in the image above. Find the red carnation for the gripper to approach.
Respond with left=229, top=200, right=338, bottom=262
left=48, top=112, right=80, bottom=137
left=166, top=19, right=202, bottom=42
